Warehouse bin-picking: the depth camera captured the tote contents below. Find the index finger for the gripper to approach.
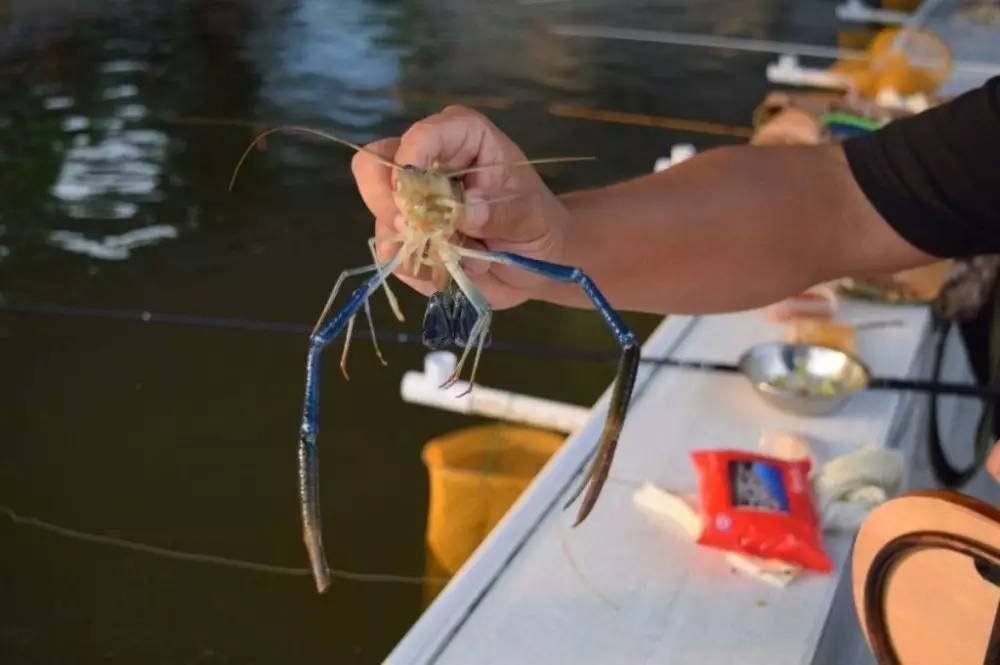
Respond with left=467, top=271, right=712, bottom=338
left=395, top=106, right=509, bottom=174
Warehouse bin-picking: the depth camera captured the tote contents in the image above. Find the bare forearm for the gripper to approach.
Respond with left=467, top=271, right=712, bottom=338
left=535, top=144, right=933, bottom=314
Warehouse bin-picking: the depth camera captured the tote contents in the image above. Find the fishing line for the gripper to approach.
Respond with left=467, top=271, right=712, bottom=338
left=0, top=300, right=647, bottom=365
left=0, top=505, right=449, bottom=587
left=166, top=99, right=753, bottom=139
left=2, top=300, right=752, bottom=372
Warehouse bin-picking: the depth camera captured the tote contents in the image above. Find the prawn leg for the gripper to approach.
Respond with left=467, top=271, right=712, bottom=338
left=337, top=297, right=388, bottom=381
left=361, top=297, right=388, bottom=367
left=453, top=246, right=639, bottom=526
left=367, top=235, right=405, bottom=322
left=440, top=259, right=492, bottom=394
left=339, top=315, right=357, bottom=380
left=300, top=250, right=404, bottom=593
left=315, top=236, right=401, bottom=376
left=311, top=263, right=379, bottom=336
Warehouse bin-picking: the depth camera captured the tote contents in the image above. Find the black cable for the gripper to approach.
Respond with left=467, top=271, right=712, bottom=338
left=927, top=317, right=994, bottom=486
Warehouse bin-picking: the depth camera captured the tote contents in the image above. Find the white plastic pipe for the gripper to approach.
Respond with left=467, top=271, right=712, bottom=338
left=766, top=54, right=851, bottom=90
left=400, top=351, right=590, bottom=433
left=653, top=143, right=696, bottom=173
left=836, top=0, right=911, bottom=25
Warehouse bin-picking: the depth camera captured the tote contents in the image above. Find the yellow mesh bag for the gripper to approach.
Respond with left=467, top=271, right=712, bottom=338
left=831, top=27, right=952, bottom=98
left=422, top=424, right=563, bottom=595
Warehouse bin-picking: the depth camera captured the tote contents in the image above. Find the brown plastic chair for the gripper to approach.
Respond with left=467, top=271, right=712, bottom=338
left=852, top=491, right=1000, bottom=664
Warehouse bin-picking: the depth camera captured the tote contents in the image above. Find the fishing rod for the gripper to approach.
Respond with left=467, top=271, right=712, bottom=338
left=5, top=300, right=999, bottom=400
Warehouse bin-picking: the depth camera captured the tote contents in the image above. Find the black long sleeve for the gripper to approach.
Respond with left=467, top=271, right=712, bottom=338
left=843, top=76, right=1000, bottom=258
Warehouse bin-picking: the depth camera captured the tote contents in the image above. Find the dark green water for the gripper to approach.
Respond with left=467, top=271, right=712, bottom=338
left=1, top=1, right=841, bottom=662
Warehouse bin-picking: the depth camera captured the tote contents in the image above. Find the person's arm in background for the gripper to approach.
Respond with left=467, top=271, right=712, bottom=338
left=352, top=77, right=999, bottom=316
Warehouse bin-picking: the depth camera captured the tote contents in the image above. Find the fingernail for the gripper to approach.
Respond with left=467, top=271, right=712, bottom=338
left=463, top=189, right=488, bottom=232
left=392, top=213, right=406, bottom=233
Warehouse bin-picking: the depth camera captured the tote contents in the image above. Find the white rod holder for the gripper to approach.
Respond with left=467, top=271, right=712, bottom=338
left=400, top=351, right=590, bottom=433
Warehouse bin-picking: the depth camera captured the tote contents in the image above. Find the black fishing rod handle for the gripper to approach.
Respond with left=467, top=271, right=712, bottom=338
left=868, top=377, right=1000, bottom=400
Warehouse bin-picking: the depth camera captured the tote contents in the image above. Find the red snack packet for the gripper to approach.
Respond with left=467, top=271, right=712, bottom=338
left=691, top=449, right=832, bottom=572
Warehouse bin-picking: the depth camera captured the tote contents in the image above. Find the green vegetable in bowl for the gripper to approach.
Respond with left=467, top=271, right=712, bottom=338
left=769, top=365, right=842, bottom=398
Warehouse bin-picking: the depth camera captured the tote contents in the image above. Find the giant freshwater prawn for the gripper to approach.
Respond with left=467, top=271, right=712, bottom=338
left=229, top=125, right=639, bottom=593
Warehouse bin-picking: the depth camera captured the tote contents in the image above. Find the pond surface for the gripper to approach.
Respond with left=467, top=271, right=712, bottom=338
left=1, top=1, right=841, bottom=662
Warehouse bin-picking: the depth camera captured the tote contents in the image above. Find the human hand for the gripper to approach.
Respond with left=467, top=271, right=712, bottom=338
left=351, top=105, right=571, bottom=310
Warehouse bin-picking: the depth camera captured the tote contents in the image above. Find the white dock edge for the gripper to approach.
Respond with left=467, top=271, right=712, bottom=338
left=389, top=302, right=999, bottom=664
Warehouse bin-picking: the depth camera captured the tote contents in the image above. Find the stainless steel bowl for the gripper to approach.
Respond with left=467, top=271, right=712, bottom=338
left=737, top=342, right=871, bottom=416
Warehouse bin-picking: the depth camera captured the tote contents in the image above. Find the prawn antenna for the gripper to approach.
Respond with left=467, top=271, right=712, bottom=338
left=446, top=156, right=595, bottom=178
left=228, top=125, right=402, bottom=192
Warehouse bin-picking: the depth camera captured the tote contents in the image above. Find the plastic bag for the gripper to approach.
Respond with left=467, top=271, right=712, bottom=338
left=691, top=449, right=832, bottom=572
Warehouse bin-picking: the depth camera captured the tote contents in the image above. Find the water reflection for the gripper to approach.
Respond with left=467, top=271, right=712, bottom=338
left=251, top=0, right=406, bottom=129
left=45, top=44, right=173, bottom=258
left=48, top=225, right=178, bottom=261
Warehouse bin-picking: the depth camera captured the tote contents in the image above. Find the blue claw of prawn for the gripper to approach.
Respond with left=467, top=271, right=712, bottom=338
left=299, top=428, right=331, bottom=593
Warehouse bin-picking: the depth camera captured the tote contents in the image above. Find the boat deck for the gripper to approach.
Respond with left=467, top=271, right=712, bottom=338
left=390, top=301, right=1000, bottom=664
